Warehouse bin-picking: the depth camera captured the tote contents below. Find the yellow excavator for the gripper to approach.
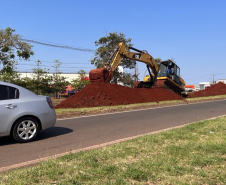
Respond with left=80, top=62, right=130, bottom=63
left=89, top=42, right=185, bottom=94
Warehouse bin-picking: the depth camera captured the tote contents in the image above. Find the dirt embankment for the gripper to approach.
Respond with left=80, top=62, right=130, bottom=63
left=56, top=82, right=184, bottom=109
left=56, top=82, right=226, bottom=109
left=188, top=82, right=226, bottom=98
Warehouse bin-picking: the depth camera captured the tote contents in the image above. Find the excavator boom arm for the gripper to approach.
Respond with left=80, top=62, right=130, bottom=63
left=109, top=42, right=126, bottom=72
left=122, top=51, right=159, bottom=76
left=109, top=42, right=159, bottom=78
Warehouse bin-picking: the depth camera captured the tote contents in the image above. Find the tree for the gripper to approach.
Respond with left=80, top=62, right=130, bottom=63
left=154, top=58, right=162, bottom=65
left=0, top=27, right=34, bottom=72
left=91, top=32, right=135, bottom=84
left=0, top=58, right=25, bottom=85
left=122, top=72, right=139, bottom=88
left=71, top=70, right=90, bottom=91
left=52, top=60, right=69, bottom=98
left=31, top=60, right=52, bottom=95
left=0, top=69, right=21, bottom=84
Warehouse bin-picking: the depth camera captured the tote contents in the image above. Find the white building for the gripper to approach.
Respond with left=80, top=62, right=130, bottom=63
left=199, top=82, right=211, bottom=90
left=195, top=84, right=200, bottom=91
left=19, top=72, right=89, bottom=83
left=217, top=79, right=226, bottom=84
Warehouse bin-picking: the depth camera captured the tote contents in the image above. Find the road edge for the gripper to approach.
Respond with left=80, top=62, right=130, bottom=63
left=57, top=99, right=226, bottom=120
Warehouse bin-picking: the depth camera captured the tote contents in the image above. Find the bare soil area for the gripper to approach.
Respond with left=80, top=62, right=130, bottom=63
left=55, top=81, right=184, bottom=109
left=54, top=82, right=226, bottom=119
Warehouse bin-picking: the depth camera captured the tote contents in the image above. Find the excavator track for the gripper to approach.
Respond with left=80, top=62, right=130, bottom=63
left=134, top=78, right=184, bottom=95
left=154, top=79, right=184, bottom=95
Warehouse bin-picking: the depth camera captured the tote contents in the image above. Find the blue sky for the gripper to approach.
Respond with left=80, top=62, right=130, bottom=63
left=0, top=0, right=225, bottom=85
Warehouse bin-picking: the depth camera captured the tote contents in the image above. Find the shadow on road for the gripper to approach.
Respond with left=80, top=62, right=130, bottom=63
left=0, top=126, right=73, bottom=146
left=37, top=127, right=73, bottom=141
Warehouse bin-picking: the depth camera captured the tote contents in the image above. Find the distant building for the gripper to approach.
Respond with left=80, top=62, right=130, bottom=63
left=19, top=72, right=89, bottom=83
left=184, top=84, right=200, bottom=92
left=60, top=85, right=77, bottom=97
left=195, top=84, right=200, bottom=91
left=199, top=82, right=211, bottom=90
left=217, top=79, right=226, bottom=84
left=185, top=85, right=195, bottom=92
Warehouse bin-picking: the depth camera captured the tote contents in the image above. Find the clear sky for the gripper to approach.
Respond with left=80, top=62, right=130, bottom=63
left=0, top=0, right=225, bottom=85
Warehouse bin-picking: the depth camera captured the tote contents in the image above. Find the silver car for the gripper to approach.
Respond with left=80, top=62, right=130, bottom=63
left=0, top=81, right=56, bottom=142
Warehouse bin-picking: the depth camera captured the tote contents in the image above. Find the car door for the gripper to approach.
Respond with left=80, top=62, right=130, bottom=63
left=0, top=85, right=20, bottom=134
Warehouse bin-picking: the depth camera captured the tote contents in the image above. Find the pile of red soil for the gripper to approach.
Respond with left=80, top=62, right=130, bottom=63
left=56, top=82, right=184, bottom=108
left=188, top=82, right=226, bottom=98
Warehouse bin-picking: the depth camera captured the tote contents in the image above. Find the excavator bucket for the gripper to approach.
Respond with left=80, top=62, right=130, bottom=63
left=89, top=68, right=112, bottom=83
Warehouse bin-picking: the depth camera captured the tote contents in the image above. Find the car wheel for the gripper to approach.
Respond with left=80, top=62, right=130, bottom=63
left=12, top=117, right=39, bottom=143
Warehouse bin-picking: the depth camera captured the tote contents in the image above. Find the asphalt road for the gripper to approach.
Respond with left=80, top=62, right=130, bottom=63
left=0, top=99, right=226, bottom=169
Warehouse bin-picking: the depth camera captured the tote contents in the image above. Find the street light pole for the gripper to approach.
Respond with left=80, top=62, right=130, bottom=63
left=212, top=74, right=215, bottom=84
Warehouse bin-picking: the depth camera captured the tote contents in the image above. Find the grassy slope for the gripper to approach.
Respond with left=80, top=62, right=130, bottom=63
left=1, top=116, right=226, bottom=184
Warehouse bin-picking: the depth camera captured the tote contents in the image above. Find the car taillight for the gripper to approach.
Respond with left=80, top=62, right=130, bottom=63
left=46, top=97, right=54, bottom=109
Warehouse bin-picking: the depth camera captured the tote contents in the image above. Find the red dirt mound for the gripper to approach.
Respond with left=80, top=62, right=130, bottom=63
left=56, top=82, right=184, bottom=108
left=188, top=82, right=226, bottom=98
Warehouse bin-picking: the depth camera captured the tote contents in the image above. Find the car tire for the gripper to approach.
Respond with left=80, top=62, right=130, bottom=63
left=12, top=117, right=39, bottom=143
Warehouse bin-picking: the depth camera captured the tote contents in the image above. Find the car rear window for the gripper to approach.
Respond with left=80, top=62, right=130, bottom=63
left=0, top=85, right=19, bottom=100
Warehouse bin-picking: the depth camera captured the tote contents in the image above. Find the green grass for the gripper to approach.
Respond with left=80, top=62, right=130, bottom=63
left=187, top=94, right=226, bottom=101
left=51, top=98, right=66, bottom=107
left=1, top=116, right=226, bottom=184
left=55, top=100, right=184, bottom=114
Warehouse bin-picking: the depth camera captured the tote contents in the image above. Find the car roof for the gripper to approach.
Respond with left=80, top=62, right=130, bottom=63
left=0, top=81, right=37, bottom=98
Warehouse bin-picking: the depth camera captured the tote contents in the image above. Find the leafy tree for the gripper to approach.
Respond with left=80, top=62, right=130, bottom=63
left=0, top=27, right=34, bottom=72
left=0, top=27, right=36, bottom=91
left=30, top=60, right=52, bottom=95
left=154, top=58, right=162, bottom=65
left=91, top=32, right=135, bottom=84
left=71, top=70, right=90, bottom=91
left=0, top=69, right=21, bottom=83
left=0, top=59, right=27, bottom=87
left=121, top=72, right=139, bottom=88
left=52, top=60, right=69, bottom=98
left=16, top=76, right=33, bottom=89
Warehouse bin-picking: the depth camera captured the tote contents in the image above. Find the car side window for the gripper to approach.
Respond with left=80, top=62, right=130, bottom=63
left=0, top=85, right=19, bottom=100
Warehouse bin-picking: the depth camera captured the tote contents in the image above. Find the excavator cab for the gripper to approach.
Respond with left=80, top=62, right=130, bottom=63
left=152, top=60, right=185, bottom=94
left=157, top=60, right=184, bottom=87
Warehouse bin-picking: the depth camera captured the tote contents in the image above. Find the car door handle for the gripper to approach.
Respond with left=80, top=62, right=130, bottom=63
left=5, top=104, right=17, bottom=109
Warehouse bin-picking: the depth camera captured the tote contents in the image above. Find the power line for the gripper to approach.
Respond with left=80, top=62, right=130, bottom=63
left=185, top=73, right=226, bottom=81
left=16, top=58, right=92, bottom=64
left=20, top=38, right=95, bottom=53
left=15, top=63, right=93, bottom=68
left=15, top=69, right=91, bottom=73
left=0, top=64, right=93, bottom=69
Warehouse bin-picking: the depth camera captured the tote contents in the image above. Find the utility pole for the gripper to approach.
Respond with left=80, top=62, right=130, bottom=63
left=212, top=74, right=215, bottom=84
left=134, top=62, right=138, bottom=81
left=134, top=62, right=136, bottom=81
